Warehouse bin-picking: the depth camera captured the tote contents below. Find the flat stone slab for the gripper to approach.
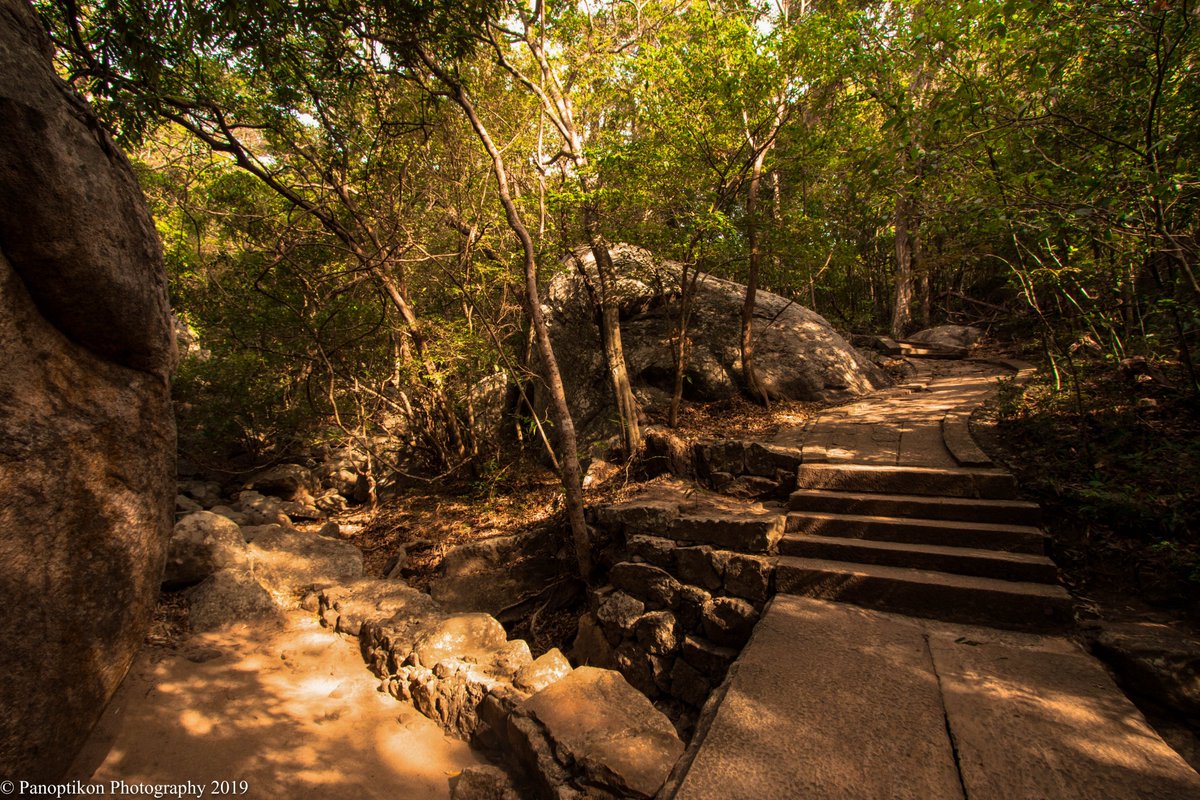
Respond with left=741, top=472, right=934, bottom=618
left=930, top=627, right=1200, bottom=800
left=672, top=597, right=1200, bottom=799
left=674, top=596, right=964, bottom=800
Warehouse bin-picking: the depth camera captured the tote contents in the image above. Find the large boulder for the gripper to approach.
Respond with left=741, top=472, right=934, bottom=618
left=0, top=0, right=175, bottom=780
left=907, top=324, right=983, bottom=350
left=541, top=244, right=887, bottom=443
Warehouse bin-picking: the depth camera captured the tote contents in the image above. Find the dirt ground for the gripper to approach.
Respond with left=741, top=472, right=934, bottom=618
left=69, top=612, right=485, bottom=799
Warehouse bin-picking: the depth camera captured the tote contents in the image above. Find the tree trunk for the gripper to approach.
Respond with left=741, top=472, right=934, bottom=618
left=587, top=235, right=641, bottom=454
left=741, top=149, right=770, bottom=406
left=419, top=50, right=592, bottom=579
left=892, top=193, right=916, bottom=339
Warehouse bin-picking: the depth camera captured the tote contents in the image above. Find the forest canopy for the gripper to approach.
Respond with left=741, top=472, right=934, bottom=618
left=33, top=0, right=1200, bottom=575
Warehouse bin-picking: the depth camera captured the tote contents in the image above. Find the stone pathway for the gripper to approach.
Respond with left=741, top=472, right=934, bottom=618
left=667, top=358, right=1200, bottom=799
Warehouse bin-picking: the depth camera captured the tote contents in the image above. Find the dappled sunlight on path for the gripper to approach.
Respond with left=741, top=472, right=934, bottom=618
left=69, top=613, right=483, bottom=799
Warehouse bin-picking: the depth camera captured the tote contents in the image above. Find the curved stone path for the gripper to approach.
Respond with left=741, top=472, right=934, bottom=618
left=668, top=358, right=1200, bottom=800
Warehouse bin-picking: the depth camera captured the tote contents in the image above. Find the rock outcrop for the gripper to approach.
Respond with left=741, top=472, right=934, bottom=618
left=0, top=0, right=176, bottom=779
left=320, top=577, right=685, bottom=799
left=540, top=244, right=887, bottom=443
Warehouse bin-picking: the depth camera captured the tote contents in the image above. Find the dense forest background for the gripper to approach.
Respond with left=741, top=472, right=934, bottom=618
left=36, top=0, right=1200, bottom=598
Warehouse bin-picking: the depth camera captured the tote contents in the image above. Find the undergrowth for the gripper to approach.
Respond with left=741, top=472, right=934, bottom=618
left=982, top=357, right=1200, bottom=612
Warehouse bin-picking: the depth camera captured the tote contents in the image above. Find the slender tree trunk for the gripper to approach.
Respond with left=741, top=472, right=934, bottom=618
left=420, top=52, right=591, bottom=578
left=586, top=229, right=641, bottom=454
left=892, top=193, right=916, bottom=339
left=741, top=149, right=770, bottom=406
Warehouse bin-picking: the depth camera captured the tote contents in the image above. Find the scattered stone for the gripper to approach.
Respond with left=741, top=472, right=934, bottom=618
left=317, top=520, right=341, bottom=539
left=744, top=442, right=803, bottom=477
left=615, top=642, right=658, bottom=698
left=596, top=591, right=646, bottom=643
left=187, top=568, right=282, bottom=632
left=668, top=509, right=784, bottom=553
left=515, top=648, right=573, bottom=693
left=642, top=427, right=694, bottom=478
left=676, top=585, right=712, bottom=631
left=237, top=490, right=293, bottom=526
left=595, top=497, right=680, bottom=535
left=610, top=562, right=682, bottom=609
left=680, top=635, right=738, bottom=682
left=583, top=458, right=622, bottom=489
left=164, top=511, right=249, bottom=588
left=513, top=666, right=685, bottom=799
left=245, top=463, right=316, bottom=501
left=635, top=610, right=680, bottom=656
left=450, top=765, right=522, bottom=800
left=175, top=494, right=203, bottom=515
left=210, top=505, right=250, bottom=526
left=178, top=480, right=222, bottom=509
left=702, top=597, right=758, bottom=648
left=319, top=579, right=437, bottom=637
left=314, top=489, right=349, bottom=514
left=670, top=658, right=712, bottom=707
left=573, top=613, right=619, bottom=670
left=720, top=475, right=783, bottom=500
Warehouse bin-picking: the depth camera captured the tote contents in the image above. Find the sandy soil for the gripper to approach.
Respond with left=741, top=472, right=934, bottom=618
left=68, top=612, right=484, bottom=799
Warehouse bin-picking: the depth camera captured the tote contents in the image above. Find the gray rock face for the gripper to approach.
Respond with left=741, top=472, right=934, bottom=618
left=164, top=511, right=249, bottom=588
left=0, top=0, right=175, bottom=779
left=245, top=464, right=316, bottom=501
left=541, top=243, right=886, bottom=442
left=908, top=324, right=983, bottom=349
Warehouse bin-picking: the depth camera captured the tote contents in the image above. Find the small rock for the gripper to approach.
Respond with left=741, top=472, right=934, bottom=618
left=670, top=658, right=711, bottom=707
left=209, top=505, right=249, bottom=526
left=572, top=613, right=618, bottom=669
left=188, top=568, right=281, bottom=632
left=596, top=591, right=645, bottom=643
left=164, top=511, right=249, bottom=588
left=450, top=765, right=522, bottom=800
left=634, top=611, right=680, bottom=656
left=248, top=527, right=364, bottom=602
left=245, top=463, right=316, bottom=501
left=615, top=642, right=658, bottom=698
left=702, top=596, right=758, bottom=648
left=675, top=584, right=712, bottom=631
left=680, top=635, right=737, bottom=681
left=515, top=648, right=573, bottom=693
left=610, top=562, right=681, bottom=609
left=317, top=520, right=341, bottom=539
left=583, top=458, right=621, bottom=489
left=175, top=494, right=202, bottom=515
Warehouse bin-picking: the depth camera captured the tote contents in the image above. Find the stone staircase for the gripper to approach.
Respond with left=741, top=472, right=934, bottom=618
left=776, top=462, right=1075, bottom=630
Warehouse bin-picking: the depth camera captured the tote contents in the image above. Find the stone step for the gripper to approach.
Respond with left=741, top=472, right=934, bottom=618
left=896, top=341, right=968, bottom=359
left=795, top=463, right=1018, bottom=499
left=785, top=511, right=1047, bottom=554
left=775, top=556, right=1074, bottom=630
left=788, top=489, right=1042, bottom=526
left=664, top=511, right=785, bottom=554
left=779, top=535, right=1058, bottom=583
